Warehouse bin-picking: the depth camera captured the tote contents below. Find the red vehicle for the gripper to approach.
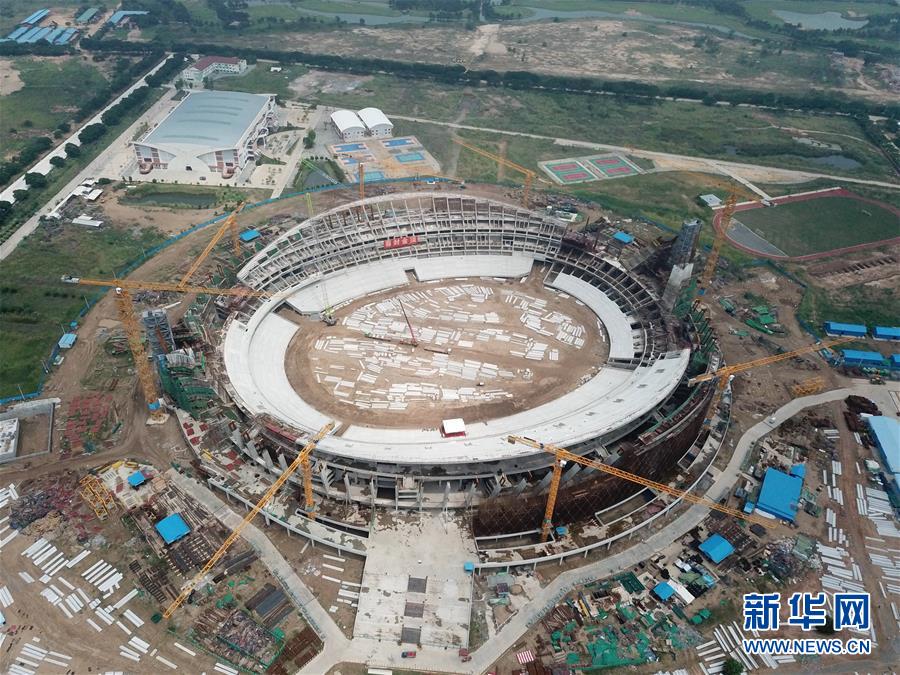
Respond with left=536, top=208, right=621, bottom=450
left=401, top=650, right=417, bottom=658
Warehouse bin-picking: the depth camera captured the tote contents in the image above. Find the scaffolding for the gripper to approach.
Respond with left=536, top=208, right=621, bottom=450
left=158, top=349, right=217, bottom=417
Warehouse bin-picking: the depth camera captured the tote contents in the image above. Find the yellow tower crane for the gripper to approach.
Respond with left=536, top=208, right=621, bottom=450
left=508, top=336, right=853, bottom=540
left=75, top=278, right=268, bottom=422
left=163, top=421, right=335, bottom=618
left=452, top=138, right=535, bottom=208
left=689, top=336, right=853, bottom=427
left=178, top=202, right=246, bottom=289
left=697, top=192, right=737, bottom=295
left=507, top=434, right=777, bottom=543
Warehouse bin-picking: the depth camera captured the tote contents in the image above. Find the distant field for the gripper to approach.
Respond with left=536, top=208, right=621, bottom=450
left=0, top=57, right=108, bottom=157
left=121, top=184, right=269, bottom=209
left=210, top=63, right=308, bottom=99
left=735, top=195, right=900, bottom=257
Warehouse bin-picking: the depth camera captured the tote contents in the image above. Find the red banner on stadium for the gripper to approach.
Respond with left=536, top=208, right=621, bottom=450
left=383, top=235, right=420, bottom=250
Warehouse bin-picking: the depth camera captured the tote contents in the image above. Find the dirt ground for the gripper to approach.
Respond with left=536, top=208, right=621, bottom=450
left=0, top=57, right=23, bottom=96
left=12, top=414, right=51, bottom=458
left=284, top=271, right=608, bottom=428
left=269, top=20, right=897, bottom=101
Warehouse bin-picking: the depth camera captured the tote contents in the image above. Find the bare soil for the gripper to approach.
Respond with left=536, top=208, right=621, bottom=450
left=284, top=271, right=608, bottom=429
left=0, top=57, right=23, bottom=96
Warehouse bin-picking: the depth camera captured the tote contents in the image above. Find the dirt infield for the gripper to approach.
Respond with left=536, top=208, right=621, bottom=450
left=717, top=187, right=900, bottom=261
left=283, top=273, right=608, bottom=429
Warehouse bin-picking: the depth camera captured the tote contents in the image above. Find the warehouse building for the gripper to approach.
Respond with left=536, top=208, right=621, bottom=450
left=868, top=416, right=899, bottom=487
left=873, top=326, right=900, bottom=342
left=181, top=56, right=248, bottom=87
left=132, top=90, right=277, bottom=178
left=841, top=349, right=886, bottom=368
left=357, top=107, right=393, bottom=138
left=824, top=321, right=867, bottom=338
left=330, top=108, right=393, bottom=141
left=756, top=467, right=802, bottom=522
left=330, top=110, right=367, bottom=141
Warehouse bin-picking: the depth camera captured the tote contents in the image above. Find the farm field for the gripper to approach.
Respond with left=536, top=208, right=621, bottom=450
left=735, top=195, right=900, bottom=257
left=210, top=62, right=308, bottom=99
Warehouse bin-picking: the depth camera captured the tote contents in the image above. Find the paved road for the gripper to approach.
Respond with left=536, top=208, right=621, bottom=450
left=0, top=56, right=175, bottom=262
left=390, top=115, right=900, bottom=191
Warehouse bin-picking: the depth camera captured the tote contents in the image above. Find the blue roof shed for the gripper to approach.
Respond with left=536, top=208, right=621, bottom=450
left=699, top=534, right=735, bottom=564
left=58, top=333, right=77, bottom=349
left=613, top=231, right=634, bottom=245
left=757, top=467, right=803, bottom=522
left=874, top=326, right=900, bottom=341
left=76, top=7, right=99, bottom=23
left=7, top=26, right=29, bottom=40
left=824, top=321, right=867, bottom=337
left=239, top=229, right=260, bottom=243
left=892, top=354, right=900, bottom=370
left=653, top=582, right=675, bottom=601
left=155, top=513, right=190, bottom=544
left=127, top=471, right=146, bottom=488
left=789, top=463, right=806, bottom=479
left=22, top=9, right=50, bottom=25
left=868, top=417, right=899, bottom=483
left=842, top=350, right=886, bottom=367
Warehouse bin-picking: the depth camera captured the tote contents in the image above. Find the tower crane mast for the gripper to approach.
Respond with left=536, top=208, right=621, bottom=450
left=452, top=138, right=536, bottom=207
left=163, top=421, right=335, bottom=618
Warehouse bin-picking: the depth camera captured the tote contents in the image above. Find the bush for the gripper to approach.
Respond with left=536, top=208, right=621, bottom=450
left=24, top=172, right=48, bottom=188
left=65, top=142, right=81, bottom=157
left=49, top=156, right=65, bottom=168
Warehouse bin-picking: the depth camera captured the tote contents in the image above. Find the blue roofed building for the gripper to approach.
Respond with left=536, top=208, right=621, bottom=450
left=653, top=581, right=675, bottom=601
left=892, top=354, right=900, bottom=371
left=873, top=326, right=900, bottom=342
left=22, top=9, right=50, bottom=25
left=824, top=321, right=867, bottom=338
left=7, top=26, right=29, bottom=40
left=842, top=350, right=887, bottom=367
left=155, top=513, right=191, bottom=544
left=613, top=231, right=634, bottom=245
left=127, top=471, right=146, bottom=488
left=756, top=467, right=803, bottom=522
left=868, top=416, right=899, bottom=486
left=699, top=534, right=735, bottom=564
left=789, top=463, right=806, bottom=479
left=131, top=90, right=277, bottom=178
left=55, top=28, right=77, bottom=44
left=107, top=10, right=149, bottom=26
left=239, top=229, right=260, bottom=243
left=58, top=333, right=77, bottom=349
left=76, top=7, right=100, bottom=23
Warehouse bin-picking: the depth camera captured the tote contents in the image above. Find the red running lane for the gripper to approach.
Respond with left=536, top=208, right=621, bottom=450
left=714, top=188, right=900, bottom=262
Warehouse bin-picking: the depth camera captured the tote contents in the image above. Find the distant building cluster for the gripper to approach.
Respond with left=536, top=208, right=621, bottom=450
left=131, top=90, right=277, bottom=178
left=330, top=108, right=394, bottom=141
left=182, top=56, right=248, bottom=87
left=1, top=9, right=79, bottom=45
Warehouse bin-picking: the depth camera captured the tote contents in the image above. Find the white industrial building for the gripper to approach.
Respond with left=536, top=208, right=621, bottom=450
left=331, top=108, right=393, bottom=141
left=182, top=56, right=248, bottom=87
left=357, top=107, right=393, bottom=138
left=330, top=110, right=367, bottom=141
left=132, top=90, right=277, bottom=177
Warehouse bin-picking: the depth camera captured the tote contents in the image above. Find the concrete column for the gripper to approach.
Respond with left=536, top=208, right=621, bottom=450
left=343, top=473, right=352, bottom=505
left=513, top=478, right=527, bottom=495
left=278, top=453, right=288, bottom=471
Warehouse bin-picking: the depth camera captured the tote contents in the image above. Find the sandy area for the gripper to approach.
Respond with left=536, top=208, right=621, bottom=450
left=284, top=272, right=608, bottom=428
left=0, top=57, right=23, bottom=96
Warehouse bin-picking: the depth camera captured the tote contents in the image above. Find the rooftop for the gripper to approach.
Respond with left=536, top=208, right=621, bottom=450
left=190, top=55, right=242, bottom=71
left=698, top=533, right=734, bottom=564
left=155, top=513, right=191, bottom=544
left=331, top=109, right=365, bottom=133
left=127, top=470, right=146, bottom=488
left=140, top=91, right=273, bottom=152
left=868, top=416, right=899, bottom=476
left=756, top=467, right=802, bottom=522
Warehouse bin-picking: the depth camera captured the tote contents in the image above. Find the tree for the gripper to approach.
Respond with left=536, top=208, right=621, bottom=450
left=79, top=123, right=107, bottom=144
left=65, top=142, right=81, bottom=157
left=303, top=129, right=316, bottom=149
left=722, top=657, right=743, bottom=675
left=13, top=189, right=29, bottom=202
left=49, top=156, right=65, bottom=168
left=24, top=172, right=48, bottom=188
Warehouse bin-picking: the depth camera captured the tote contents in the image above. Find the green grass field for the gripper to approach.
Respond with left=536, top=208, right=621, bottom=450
left=120, top=183, right=269, bottom=209
left=735, top=196, right=899, bottom=257
left=798, top=283, right=899, bottom=332
left=209, top=63, right=308, bottom=100
left=0, top=224, right=165, bottom=398
left=0, top=57, right=108, bottom=158
left=313, top=76, right=897, bottom=182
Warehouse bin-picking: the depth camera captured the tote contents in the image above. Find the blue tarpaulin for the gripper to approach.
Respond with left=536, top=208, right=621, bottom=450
left=155, top=513, right=190, bottom=544
left=699, top=534, right=735, bottom=564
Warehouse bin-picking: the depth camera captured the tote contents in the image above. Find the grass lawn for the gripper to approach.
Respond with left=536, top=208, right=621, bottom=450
left=120, top=183, right=270, bottom=209
left=207, top=63, right=308, bottom=100
left=0, top=223, right=165, bottom=398
left=797, top=282, right=899, bottom=332
left=0, top=57, right=108, bottom=158
left=312, top=76, right=896, bottom=182
left=735, top=196, right=899, bottom=257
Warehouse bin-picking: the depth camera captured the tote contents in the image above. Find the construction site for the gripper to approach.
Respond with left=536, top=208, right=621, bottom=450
left=1, top=133, right=899, bottom=675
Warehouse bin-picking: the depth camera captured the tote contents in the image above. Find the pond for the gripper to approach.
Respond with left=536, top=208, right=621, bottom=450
left=772, top=10, right=868, bottom=30
left=809, top=154, right=862, bottom=170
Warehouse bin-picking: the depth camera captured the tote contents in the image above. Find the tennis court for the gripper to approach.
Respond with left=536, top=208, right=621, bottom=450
left=383, top=138, right=415, bottom=148
left=335, top=142, right=367, bottom=152
left=540, top=153, right=643, bottom=184
left=396, top=151, right=426, bottom=163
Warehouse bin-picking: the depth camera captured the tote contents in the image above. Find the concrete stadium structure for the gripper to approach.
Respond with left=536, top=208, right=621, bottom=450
left=219, top=193, right=715, bottom=534
left=132, top=91, right=277, bottom=177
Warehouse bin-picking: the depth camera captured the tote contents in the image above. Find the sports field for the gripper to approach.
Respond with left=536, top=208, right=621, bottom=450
left=540, top=154, right=641, bottom=185
left=733, top=192, right=900, bottom=258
